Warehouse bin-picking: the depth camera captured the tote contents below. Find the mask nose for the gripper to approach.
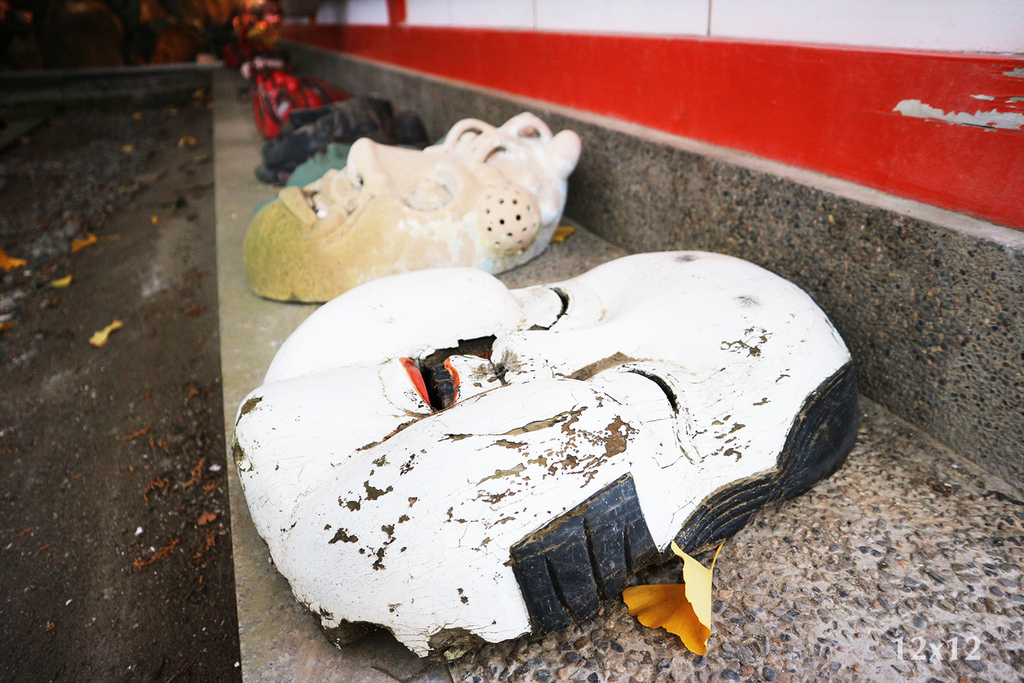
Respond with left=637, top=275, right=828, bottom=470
left=476, top=184, right=542, bottom=253
left=346, top=138, right=394, bottom=194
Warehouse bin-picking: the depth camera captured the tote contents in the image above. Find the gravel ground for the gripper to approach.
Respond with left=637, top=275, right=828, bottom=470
left=448, top=400, right=1024, bottom=683
left=0, top=91, right=240, bottom=681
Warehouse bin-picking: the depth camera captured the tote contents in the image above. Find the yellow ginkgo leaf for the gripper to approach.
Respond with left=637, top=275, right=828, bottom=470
left=550, top=225, right=576, bottom=244
left=0, top=249, right=27, bottom=272
left=177, top=136, right=196, bottom=147
left=50, top=275, right=72, bottom=288
left=71, top=232, right=98, bottom=253
left=89, top=320, right=123, bottom=347
left=622, top=541, right=723, bottom=656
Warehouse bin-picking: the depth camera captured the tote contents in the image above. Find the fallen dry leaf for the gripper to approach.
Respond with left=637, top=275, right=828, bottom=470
left=150, top=215, right=160, bottom=225
left=177, top=136, right=196, bottom=147
left=550, top=225, right=576, bottom=244
left=121, top=144, right=134, bottom=153
left=89, top=320, right=123, bottom=347
left=194, top=529, right=217, bottom=559
left=197, top=511, right=217, bottom=526
left=143, top=473, right=170, bottom=501
left=122, top=425, right=151, bottom=441
left=183, top=457, right=207, bottom=488
left=50, top=275, right=72, bottom=288
left=0, top=249, right=27, bottom=272
left=132, top=111, right=143, bottom=121
left=622, top=541, right=723, bottom=656
left=133, top=538, right=180, bottom=568
left=71, top=232, right=98, bottom=253
left=0, top=322, right=12, bottom=333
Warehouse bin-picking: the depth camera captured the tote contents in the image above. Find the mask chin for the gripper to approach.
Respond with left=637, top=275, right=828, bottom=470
left=243, top=198, right=334, bottom=302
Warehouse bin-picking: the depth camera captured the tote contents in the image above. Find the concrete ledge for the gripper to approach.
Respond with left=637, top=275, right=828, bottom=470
left=284, top=41, right=1024, bottom=487
left=0, top=64, right=217, bottom=118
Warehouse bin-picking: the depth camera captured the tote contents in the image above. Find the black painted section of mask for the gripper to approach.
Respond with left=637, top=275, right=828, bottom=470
left=509, top=474, right=660, bottom=634
left=259, top=94, right=430, bottom=182
left=421, top=336, right=496, bottom=366
left=675, top=361, right=859, bottom=553
left=425, top=363, right=458, bottom=410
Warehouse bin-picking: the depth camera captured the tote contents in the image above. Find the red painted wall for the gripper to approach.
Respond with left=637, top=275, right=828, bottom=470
left=281, top=24, right=1024, bottom=230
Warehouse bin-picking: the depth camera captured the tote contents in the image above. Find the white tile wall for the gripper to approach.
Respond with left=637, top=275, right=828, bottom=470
left=334, top=0, right=1024, bottom=53
left=449, top=0, right=534, bottom=28
left=405, top=0, right=450, bottom=26
left=535, top=0, right=708, bottom=36
left=347, top=0, right=390, bottom=24
left=315, top=0, right=389, bottom=25
left=315, top=0, right=344, bottom=24
left=711, top=0, right=1024, bottom=53
left=406, top=0, right=534, bottom=28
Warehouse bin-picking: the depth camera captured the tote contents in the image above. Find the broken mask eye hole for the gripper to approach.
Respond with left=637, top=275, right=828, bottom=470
left=399, top=336, right=496, bottom=411
left=624, top=367, right=681, bottom=413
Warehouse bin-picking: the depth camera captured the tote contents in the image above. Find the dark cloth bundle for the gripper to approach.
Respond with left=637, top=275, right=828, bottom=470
left=256, top=94, right=429, bottom=185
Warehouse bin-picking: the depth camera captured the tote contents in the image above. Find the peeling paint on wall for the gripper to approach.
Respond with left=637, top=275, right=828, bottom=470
left=1004, top=67, right=1024, bottom=79
left=893, top=99, right=1024, bottom=131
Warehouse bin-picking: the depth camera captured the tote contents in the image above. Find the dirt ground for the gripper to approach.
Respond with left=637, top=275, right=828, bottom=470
left=0, top=92, right=241, bottom=681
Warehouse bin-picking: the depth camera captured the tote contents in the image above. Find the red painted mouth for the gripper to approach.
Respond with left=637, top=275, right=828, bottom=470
left=400, top=356, right=461, bottom=410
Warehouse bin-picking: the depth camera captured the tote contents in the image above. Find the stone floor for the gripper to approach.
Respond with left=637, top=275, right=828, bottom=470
left=213, top=70, right=1024, bottom=683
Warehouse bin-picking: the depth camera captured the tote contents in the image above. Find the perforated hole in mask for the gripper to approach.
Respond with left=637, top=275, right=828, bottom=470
left=477, top=185, right=541, bottom=253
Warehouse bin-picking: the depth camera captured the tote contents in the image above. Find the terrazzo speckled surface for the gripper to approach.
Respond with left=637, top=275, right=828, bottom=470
left=283, top=42, right=1024, bottom=489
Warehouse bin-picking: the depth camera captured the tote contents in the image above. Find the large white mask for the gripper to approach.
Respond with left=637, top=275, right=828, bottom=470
left=244, top=112, right=582, bottom=302
left=233, top=252, right=858, bottom=657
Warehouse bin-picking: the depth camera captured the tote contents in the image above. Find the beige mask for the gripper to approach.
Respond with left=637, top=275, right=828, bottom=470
left=244, top=113, right=582, bottom=302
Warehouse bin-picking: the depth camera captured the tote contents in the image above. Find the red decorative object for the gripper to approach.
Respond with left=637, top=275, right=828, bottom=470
left=252, top=72, right=350, bottom=139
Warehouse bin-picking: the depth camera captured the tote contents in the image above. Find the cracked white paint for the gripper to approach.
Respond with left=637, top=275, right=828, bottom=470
left=894, top=98, right=1024, bottom=131
left=233, top=252, right=851, bottom=656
